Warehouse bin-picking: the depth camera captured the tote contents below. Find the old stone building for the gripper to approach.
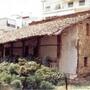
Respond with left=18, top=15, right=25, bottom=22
left=0, top=10, right=89, bottom=78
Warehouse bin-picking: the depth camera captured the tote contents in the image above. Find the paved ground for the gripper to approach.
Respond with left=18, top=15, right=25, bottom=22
left=55, top=75, right=90, bottom=90
left=55, top=85, right=90, bottom=90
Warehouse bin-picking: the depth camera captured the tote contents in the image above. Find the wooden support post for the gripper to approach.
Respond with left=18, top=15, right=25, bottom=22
left=3, top=45, right=5, bottom=58
left=0, top=44, right=4, bottom=58
left=10, top=42, right=13, bottom=57
left=22, top=40, right=25, bottom=57
left=57, top=35, right=61, bottom=69
left=34, top=37, right=41, bottom=57
left=57, top=35, right=61, bottom=58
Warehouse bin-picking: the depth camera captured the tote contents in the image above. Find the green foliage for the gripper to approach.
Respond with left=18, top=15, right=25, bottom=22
left=11, top=79, right=22, bottom=88
left=0, top=72, right=12, bottom=84
left=18, top=58, right=27, bottom=65
left=35, top=65, right=52, bottom=79
left=35, top=65, right=65, bottom=85
left=26, top=61, right=40, bottom=75
left=45, top=71, right=65, bottom=85
left=11, top=75, right=20, bottom=81
left=19, top=66, right=28, bottom=76
left=0, top=59, right=65, bottom=89
left=25, top=76, right=37, bottom=89
left=0, top=62, right=9, bottom=72
left=8, top=63, right=20, bottom=75
left=40, top=81, right=54, bottom=90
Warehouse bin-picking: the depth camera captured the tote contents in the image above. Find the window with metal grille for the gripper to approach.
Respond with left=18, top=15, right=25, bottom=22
left=79, top=0, right=85, bottom=6
left=45, top=6, right=51, bottom=11
left=55, top=4, right=61, bottom=10
left=68, top=2, right=73, bottom=7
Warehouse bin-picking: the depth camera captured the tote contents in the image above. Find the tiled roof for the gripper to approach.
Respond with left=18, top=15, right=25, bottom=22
left=0, top=11, right=90, bottom=44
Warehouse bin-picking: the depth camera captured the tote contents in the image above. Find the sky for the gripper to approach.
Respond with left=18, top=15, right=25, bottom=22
left=0, top=0, right=42, bottom=18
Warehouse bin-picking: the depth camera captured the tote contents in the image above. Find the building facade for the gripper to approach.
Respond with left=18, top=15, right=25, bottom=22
left=41, top=0, right=90, bottom=17
left=0, top=15, right=40, bottom=31
left=0, top=11, right=89, bottom=78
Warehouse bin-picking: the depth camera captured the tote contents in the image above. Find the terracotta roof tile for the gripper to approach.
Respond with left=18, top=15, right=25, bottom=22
left=0, top=11, right=90, bottom=44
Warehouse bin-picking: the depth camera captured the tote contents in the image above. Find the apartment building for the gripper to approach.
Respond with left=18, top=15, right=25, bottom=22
left=41, top=0, right=90, bottom=17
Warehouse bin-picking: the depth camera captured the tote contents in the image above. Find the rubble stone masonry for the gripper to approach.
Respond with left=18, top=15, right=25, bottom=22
left=78, top=18, right=90, bottom=75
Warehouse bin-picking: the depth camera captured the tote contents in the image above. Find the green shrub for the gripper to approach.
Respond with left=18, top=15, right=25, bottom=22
left=0, top=73, right=12, bottom=84
left=11, top=79, right=22, bottom=88
left=19, top=66, right=27, bottom=76
left=45, top=72, right=65, bottom=85
left=35, top=66, right=65, bottom=85
left=35, top=66, right=52, bottom=79
left=11, top=74, right=20, bottom=81
left=0, top=62, right=9, bottom=72
left=40, top=81, right=54, bottom=90
left=18, top=58, right=27, bottom=66
left=0, top=60, right=65, bottom=89
left=24, top=76, right=37, bottom=89
left=3, top=75, right=12, bottom=84
left=19, top=76, right=25, bottom=82
left=26, top=61, right=39, bottom=75
left=8, top=63, right=20, bottom=75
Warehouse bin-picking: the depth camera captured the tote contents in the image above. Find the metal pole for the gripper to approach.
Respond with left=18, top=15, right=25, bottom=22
left=65, top=74, right=68, bottom=90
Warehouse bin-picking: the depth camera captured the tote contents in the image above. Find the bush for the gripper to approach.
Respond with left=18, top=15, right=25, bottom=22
left=0, top=60, right=65, bottom=89
left=18, top=58, right=27, bottom=66
left=45, top=72, right=65, bottom=85
left=35, top=65, right=65, bottom=85
left=11, top=79, right=22, bottom=88
left=35, top=66, right=52, bottom=80
left=0, top=72, right=12, bottom=84
left=11, top=74, right=20, bottom=81
left=23, top=76, right=37, bottom=89
left=19, top=66, right=28, bottom=76
left=26, top=61, right=40, bottom=75
left=0, top=62, right=9, bottom=72
left=8, top=63, right=20, bottom=75
left=40, top=81, right=54, bottom=90
left=3, top=75, right=12, bottom=84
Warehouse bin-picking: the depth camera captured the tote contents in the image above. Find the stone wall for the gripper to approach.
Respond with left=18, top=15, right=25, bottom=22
left=39, top=36, right=57, bottom=61
left=78, top=18, right=90, bottom=74
left=59, top=25, right=77, bottom=75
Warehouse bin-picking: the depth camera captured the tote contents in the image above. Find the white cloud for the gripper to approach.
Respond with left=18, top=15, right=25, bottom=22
left=0, top=0, right=42, bottom=18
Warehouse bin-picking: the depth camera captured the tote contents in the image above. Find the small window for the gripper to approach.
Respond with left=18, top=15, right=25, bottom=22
left=68, top=2, right=73, bottom=7
left=79, top=0, right=85, bottom=6
left=45, top=6, right=50, bottom=11
left=84, top=57, right=88, bottom=67
left=55, top=4, right=61, bottom=10
left=86, top=23, right=90, bottom=36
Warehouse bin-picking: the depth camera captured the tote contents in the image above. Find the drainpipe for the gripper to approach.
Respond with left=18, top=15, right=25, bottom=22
left=76, top=39, right=80, bottom=74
